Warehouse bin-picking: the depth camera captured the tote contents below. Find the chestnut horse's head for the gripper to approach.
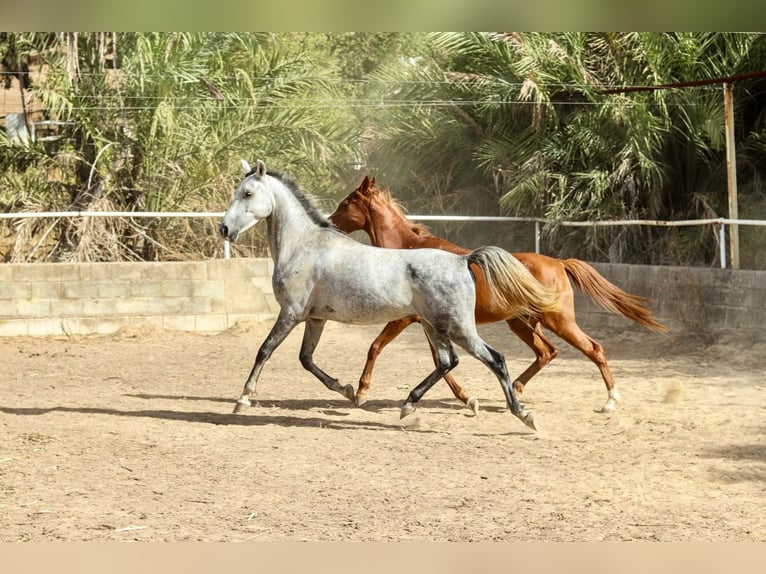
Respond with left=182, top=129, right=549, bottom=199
left=329, top=176, right=377, bottom=233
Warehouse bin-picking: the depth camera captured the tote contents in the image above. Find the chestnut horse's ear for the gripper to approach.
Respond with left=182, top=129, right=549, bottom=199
left=358, top=175, right=375, bottom=193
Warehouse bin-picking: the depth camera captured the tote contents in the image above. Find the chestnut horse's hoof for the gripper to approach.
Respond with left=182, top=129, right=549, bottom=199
left=596, top=389, right=620, bottom=413
left=355, top=394, right=368, bottom=407
left=597, top=401, right=617, bottom=413
left=466, top=397, right=479, bottom=416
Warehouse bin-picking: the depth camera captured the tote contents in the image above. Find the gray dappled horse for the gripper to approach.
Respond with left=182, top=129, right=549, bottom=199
left=219, top=160, right=560, bottom=430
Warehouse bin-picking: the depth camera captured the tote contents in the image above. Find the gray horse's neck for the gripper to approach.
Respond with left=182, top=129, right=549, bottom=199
left=265, top=179, right=331, bottom=268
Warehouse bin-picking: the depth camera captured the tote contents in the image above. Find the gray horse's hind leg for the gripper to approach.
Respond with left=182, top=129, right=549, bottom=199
left=453, top=331, right=539, bottom=431
left=299, top=318, right=355, bottom=401
left=234, top=309, right=299, bottom=413
left=400, top=324, right=459, bottom=418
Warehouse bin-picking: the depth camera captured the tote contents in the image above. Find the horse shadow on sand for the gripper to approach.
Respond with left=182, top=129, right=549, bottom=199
left=0, top=391, right=511, bottom=433
left=124, top=392, right=508, bottom=414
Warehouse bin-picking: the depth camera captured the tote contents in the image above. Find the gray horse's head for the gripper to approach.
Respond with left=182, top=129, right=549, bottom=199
left=220, top=159, right=274, bottom=242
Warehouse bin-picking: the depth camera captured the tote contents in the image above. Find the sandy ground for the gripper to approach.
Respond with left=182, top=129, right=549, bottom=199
left=1, top=319, right=764, bottom=542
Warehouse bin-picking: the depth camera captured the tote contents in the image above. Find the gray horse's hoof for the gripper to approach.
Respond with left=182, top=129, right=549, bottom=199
left=518, top=410, right=540, bottom=431
left=400, top=402, right=416, bottom=419
left=466, top=397, right=479, bottom=416
left=232, top=399, right=250, bottom=414
left=342, top=384, right=356, bottom=402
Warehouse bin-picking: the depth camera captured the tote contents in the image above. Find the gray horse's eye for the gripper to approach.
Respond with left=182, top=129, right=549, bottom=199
left=243, top=191, right=253, bottom=199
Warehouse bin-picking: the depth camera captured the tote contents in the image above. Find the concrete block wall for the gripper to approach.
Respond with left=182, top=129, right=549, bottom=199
left=0, top=259, right=764, bottom=337
left=576, top=262, right=766, bottom=338
left=0, top=259, right=278, bottom=337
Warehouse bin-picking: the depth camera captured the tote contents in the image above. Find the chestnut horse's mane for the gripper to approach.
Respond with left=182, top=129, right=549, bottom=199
left=370, top=185, right=433, bottom=237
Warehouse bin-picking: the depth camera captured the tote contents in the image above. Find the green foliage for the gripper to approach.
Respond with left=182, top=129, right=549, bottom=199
left=364, top=32, right=766, bottom=267
left=2, top=32, right=360, bottom=261
left=2, top=32, right=766, bottom=267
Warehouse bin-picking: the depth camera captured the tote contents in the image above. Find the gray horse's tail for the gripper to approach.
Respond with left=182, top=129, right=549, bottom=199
left=467, top=246, right=560, bottom=318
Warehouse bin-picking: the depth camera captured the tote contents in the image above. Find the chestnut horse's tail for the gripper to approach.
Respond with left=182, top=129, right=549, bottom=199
left=562, top=258, right=668, bottom=333
left=467, top=246, right=560, bottom=318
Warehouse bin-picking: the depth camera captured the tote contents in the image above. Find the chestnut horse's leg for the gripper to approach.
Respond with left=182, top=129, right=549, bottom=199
left=509, top=310, right=620, bottom=413
left=355, top=317, right=419, bottom=405
left=541, top=313, right=619, bottom=413
left=506, top=318, right=559, bottom=396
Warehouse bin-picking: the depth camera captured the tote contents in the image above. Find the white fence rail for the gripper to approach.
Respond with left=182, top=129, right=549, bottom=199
left=1, top=211, right=765, bottom=269
left=410, top=215, right=766, bottom=270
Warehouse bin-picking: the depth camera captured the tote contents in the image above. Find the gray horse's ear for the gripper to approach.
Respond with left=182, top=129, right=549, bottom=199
left=240, top=159, right=251, bottom=174
left=256, top=159, right=266, bottom=176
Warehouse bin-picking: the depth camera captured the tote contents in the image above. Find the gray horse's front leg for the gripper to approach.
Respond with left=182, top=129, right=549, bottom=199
left=299, top=318, right=355, bottom=401
left=233, top=310, right=299, bottom=413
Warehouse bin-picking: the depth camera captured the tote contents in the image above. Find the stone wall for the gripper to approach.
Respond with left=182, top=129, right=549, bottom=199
left=0, top=259, right=277, bottom=337
left=0, top=259, right=764, bottom=338
left=576, top=262, right=766, bottom=338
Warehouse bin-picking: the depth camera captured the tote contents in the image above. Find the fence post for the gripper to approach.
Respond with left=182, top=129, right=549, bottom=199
left=723, top=82, right=740, bottom=269
left=718, top=223, right=727, bottom=269
left=534, top=221, right=541, bottom=254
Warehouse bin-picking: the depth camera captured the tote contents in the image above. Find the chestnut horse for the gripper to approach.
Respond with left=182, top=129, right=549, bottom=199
left=329, top=176, right=667, bottom=414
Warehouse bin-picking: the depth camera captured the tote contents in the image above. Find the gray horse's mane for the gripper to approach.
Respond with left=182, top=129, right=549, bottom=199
left=247, top=167, right=332, bottom=229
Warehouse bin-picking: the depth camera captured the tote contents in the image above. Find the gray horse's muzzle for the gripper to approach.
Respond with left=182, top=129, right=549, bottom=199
left=219, top=222, right=238, bottom=242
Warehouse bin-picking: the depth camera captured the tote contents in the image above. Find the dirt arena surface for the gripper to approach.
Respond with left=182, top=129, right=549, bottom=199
left=1, top=319, right=764, bottom=542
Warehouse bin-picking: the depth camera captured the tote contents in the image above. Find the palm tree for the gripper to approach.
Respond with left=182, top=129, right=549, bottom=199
left=2, top=32, right=359, bottom=262
left=364, top=32, right=766, bottom=266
